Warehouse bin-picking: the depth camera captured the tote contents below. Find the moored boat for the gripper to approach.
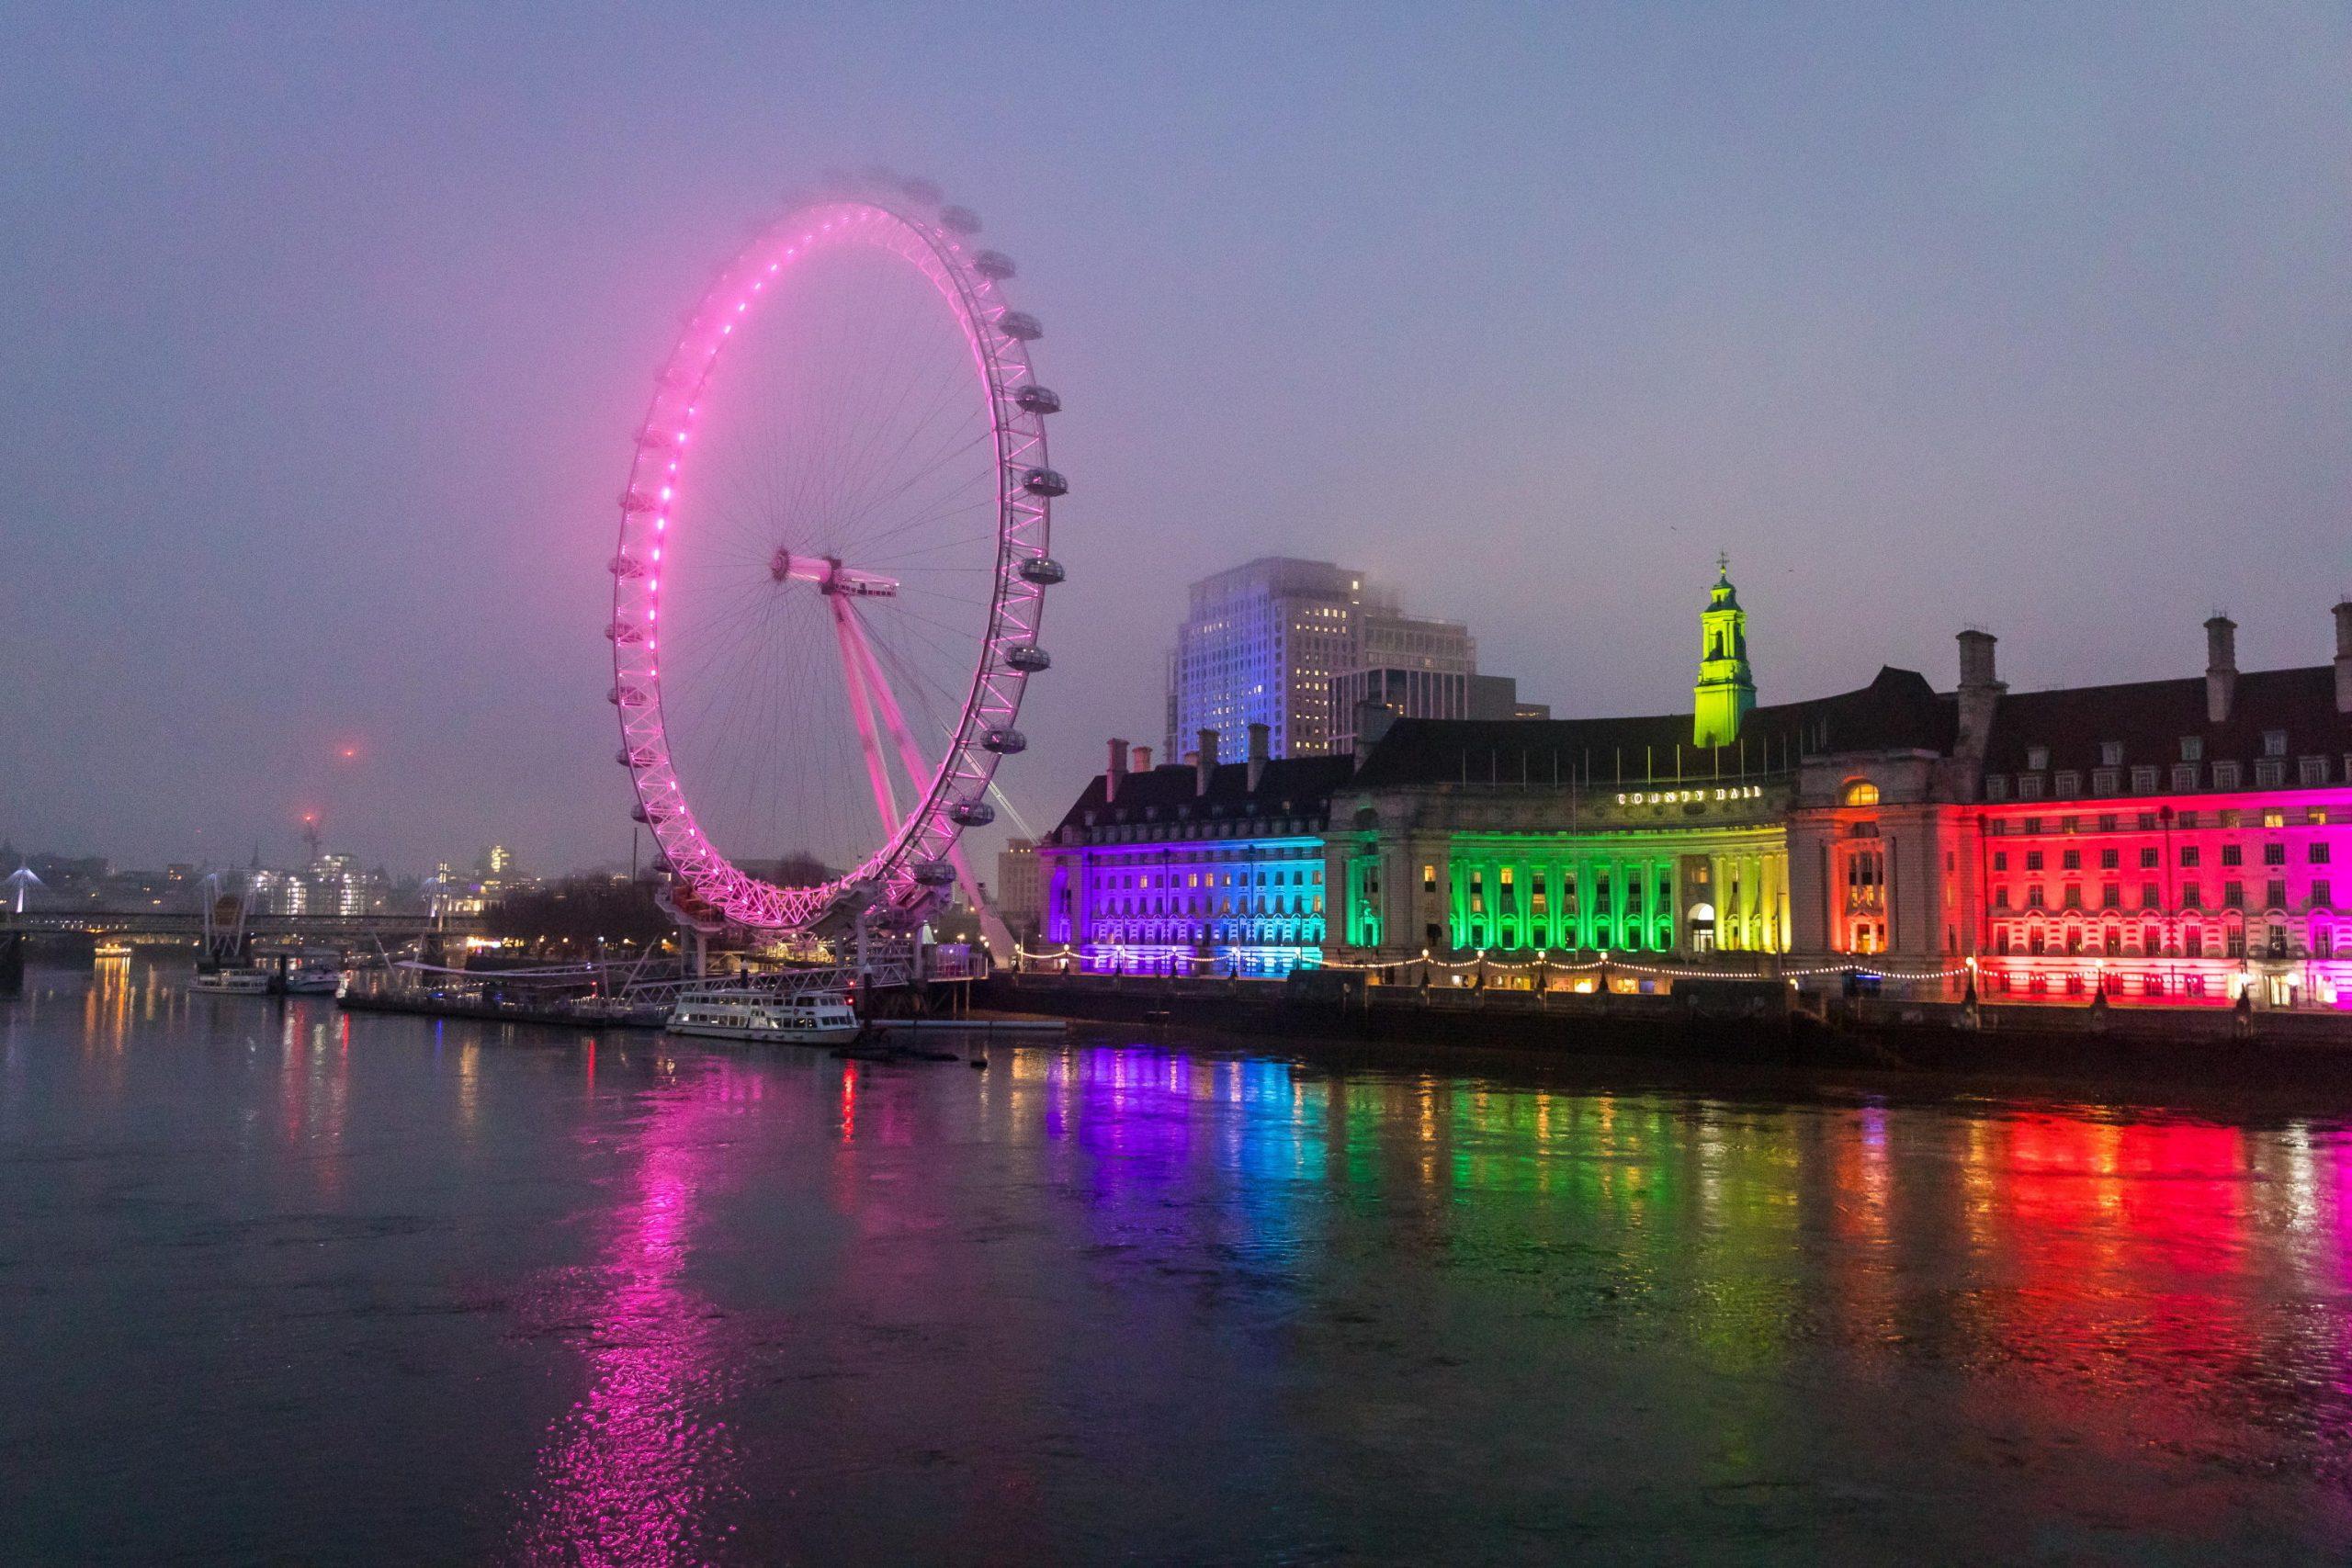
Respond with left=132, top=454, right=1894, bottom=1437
left=280, top=964, right=342, bottom=995
left=666, top=989, right=862, bottom=1044
left=189, top=967, right=271, bottom=995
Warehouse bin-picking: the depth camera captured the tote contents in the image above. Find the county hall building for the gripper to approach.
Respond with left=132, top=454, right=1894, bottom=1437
left=1037, top=567, right=2352, bottom=1011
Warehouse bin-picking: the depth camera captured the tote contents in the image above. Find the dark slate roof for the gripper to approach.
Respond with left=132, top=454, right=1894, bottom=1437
left=1984, top=665, right=2349, bottom=773
left=1052, top=754, right=1358, bottom=834
left=1351, top=666, right=1956, bottom=788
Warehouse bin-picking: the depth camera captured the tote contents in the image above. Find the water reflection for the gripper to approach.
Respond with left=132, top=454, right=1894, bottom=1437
left=508, top=1056, right=746, bottom=1566
left=11, top=964, right=2352, bottom=1562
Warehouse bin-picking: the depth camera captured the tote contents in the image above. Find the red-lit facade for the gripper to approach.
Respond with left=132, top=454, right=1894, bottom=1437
left=1783, top=609, right=2352, bottom=1009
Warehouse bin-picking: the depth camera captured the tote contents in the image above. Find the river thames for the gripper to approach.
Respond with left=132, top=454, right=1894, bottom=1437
left=6, top=959, right=2352, bottom=1563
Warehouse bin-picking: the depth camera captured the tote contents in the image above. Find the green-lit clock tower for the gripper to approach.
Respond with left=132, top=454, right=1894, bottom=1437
left=1693, top=554, right=1756, bottom=748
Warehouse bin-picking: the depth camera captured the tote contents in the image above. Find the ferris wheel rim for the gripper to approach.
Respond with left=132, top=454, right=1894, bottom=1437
left=608, top=185, right=1053, bottom=933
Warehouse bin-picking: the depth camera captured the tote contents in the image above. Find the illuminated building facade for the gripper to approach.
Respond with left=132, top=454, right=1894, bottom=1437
left=1039, top=729, right=1350, bottom=976
left=1071, top=567, right=2352, bottom=1010
left=1330, top=656, right=1951, bottom=964
left=1964, top=612, right=2352, bottom=1008
left=1329, top=583, right=2352, bottom=1010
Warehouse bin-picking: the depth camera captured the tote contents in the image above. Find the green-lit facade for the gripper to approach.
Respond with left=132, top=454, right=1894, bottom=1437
left=1333, top=786, right=1793, bottom=960
left=1330, top=565, right=1793, bottom=963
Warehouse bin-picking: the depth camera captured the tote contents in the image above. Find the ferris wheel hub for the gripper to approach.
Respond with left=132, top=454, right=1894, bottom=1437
left=769, top=549, right=899, bottom=597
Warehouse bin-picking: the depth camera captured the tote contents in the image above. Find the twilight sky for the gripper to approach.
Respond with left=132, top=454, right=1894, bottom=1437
left=1, top=3, right=2346, bottom=876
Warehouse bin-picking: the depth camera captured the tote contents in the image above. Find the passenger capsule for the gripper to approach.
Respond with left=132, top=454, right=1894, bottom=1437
left=973, top=251, right=1016, bottom=281
left=1021, top=468, right=1069, bottom=498
left=981, top=728, right=1027, bottom=755
left=938, top=205, right=981, bottom=235
left=912, top=862, right=957, bottom=886
left=1018, top=556, right=1067, bottom=586
left=901, top=177, right=944, bottom=205
left=1013, top=385, right=1061, bottom=414
left=996, top=310, right=1043, bottom=341
left=1006, top=645, right=1051, bottom=673
left=949, top=802, right=997, bottom=827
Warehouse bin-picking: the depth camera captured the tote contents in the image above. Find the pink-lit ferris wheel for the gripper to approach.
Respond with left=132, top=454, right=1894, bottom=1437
left=608, top=175, right=1063, bottom=938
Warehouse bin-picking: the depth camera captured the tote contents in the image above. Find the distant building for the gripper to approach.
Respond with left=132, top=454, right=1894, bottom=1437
left=1166, top=558, right=1373, bottom=761
left=1329, top=670, right=1550, bottom=755
left=1165, top=556, right=1538, bottom=761
left=478, top=843, right=516, bottom=904
left=994, top=838, right=1042, bottom=937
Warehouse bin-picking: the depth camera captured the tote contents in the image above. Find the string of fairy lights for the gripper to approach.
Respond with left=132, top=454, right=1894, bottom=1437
left=1011, top=942, right=1982, bottom=986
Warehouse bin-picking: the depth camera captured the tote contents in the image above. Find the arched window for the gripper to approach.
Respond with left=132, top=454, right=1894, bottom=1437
left=1842, top=779, right=1881, bottom=807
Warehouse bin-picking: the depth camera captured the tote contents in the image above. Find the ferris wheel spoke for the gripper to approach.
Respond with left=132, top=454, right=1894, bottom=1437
left=828, top=356, right=989, bottom=528
left=858, top=496, right=1005, bottom=558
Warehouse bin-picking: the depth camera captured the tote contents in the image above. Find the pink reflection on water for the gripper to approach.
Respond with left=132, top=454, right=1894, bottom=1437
left=509, top=1060, right=744, bottom=1565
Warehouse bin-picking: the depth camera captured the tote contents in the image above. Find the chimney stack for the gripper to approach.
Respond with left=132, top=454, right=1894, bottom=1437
left=1954, top=629, right=2004, bottom=761
left=2205, top=615, right=2237, bottom=725
left=1195, top=728, right=1218, bottom=797
left=1246, top=723, right=1270, bottom=791
left=1352, top=698, right=1398, bottom=771
left=1130, top=745, right=1153, bottom=773
left=1105, top=738, right=1127, bottom=804
left=2335, top=600, right=2352, bottom=715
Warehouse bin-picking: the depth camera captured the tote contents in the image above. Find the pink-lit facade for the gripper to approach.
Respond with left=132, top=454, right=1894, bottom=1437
left=1969, top=792, right=2349, bottom=1008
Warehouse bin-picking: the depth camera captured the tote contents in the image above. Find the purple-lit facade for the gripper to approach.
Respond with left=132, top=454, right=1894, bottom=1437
left=1037, top=731, right=1351, bottom=976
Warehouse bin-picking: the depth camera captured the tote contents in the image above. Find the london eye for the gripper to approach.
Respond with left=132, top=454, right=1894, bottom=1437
left=608, top=175, right=1063, bottom=942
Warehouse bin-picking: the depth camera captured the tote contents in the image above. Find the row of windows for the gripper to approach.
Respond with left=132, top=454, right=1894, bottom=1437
left=1986, top=754, right=2344, bottom=799
left=1993, top=880, right=2334, bottom=912
left=1088, top=896, right=1325, bottom=919
left=1086, top=920, right=1327, bottom=945
left=1994, top=842, right=2331, bottom=871
left=2023, top=731, right=2301, bottom=772
left=1993, top=919, right=2339, bottom=959
left=1091, top=866, right=1324, bottom=890
left=1990, top=972, right=2212, bottom=998
left=1986, top=807, right=2343, bottom=833
left=1076, top=820, right=1325, bottom=842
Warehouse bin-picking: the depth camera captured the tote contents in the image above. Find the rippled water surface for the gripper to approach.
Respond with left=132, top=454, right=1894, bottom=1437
left=8, top=959, right=2352, bottom=1564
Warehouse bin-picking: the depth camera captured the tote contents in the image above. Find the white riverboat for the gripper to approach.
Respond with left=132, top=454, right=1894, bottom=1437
left=666, top=989, right=863, bottom=1045
left=189, top=967, right=271, bottom=996
left=280, top=963, right=342, bottom=996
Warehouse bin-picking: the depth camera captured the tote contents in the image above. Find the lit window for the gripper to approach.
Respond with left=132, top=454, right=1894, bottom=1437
left=1842, top=780, right=1880, bottom=807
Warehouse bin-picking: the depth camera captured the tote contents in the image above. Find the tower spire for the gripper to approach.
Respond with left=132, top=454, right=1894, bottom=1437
left=1693, top=558, right=1756, bottom=748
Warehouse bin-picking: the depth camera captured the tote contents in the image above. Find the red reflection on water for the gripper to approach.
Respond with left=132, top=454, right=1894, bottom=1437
left=509, top=1063, right=741, bottom=1566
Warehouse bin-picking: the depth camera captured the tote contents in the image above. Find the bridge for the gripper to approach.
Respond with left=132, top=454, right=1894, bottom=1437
left=1, top=909, right=480, bottom=942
